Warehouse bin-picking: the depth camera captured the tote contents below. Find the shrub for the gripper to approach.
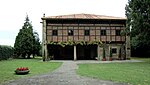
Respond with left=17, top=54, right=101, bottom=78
left=0, top=45, right=14, bottom=60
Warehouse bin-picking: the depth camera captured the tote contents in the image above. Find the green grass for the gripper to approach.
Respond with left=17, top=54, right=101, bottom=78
left=0, top=58, right=62, bottom=83
left=131, top=57, right=150, bottom=63
left=76, top=58, right=150, bottom=85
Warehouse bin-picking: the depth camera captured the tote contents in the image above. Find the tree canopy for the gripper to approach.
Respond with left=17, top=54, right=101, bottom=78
left=14, top=15, right=41, bottom=58
left=126, top=0, right=150, bottom=56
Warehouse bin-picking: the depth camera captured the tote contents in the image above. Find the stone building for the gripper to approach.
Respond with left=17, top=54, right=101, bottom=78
left=41, top=13, right=130, bottom=60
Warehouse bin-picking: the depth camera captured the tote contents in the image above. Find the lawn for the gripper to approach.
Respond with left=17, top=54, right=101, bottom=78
left=0, top=58, right=62, bottom=83
left=131, top=57, right=150, bottom=63
left=76, top=58, right=150, bottom=85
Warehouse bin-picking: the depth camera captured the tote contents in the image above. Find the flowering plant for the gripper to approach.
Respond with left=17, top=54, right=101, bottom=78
left=16, top=67, right=29, bottom=71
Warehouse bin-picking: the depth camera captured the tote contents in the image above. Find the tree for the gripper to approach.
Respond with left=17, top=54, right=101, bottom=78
left=0, top=45, right=14, bottom=60
left=32, top=31, right=41, bottom=58
left=126, top=0, right=150, bottom=56
left=14, top=15, right=40, bottom=58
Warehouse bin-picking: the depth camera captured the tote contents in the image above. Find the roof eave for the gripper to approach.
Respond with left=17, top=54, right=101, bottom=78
left=41, top=17, right=126, bottom=20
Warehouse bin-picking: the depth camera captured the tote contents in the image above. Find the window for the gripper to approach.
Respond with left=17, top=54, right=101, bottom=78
left=84, top=30, right=90, bottom=36
left=52, top=30, right=58, bottom=36
left=68, top=29, right=73, bottom=36
left=112, top=48, right=117, bottom=54
left=116, top=30, right=121, bottom=36
left=101, top=30, right=106, bottom=36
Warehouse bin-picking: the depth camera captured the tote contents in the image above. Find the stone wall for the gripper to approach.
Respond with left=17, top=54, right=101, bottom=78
left=98, top=43, right=126, bottom=60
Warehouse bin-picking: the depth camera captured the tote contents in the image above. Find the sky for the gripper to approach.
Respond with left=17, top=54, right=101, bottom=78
left=0, top=0, right=128, bottom=47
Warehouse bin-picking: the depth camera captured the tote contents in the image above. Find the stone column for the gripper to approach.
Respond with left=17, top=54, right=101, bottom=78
left=42, top=14, right=48, bottom=61
left=98, top=45, right=105, bottom=60
left=99, top=46, right=103, bottom=60
left=44, top=44, right=48, bottom=60
left=74, top=45, right=77, bottom=61
left=42, top=19, right=44, bottom=59
left=97, top=45, right=100, bottom=59
left=126, top=36, right=131, bottom=59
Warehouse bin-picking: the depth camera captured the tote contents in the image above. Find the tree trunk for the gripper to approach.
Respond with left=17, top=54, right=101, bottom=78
left=27, top=54, right=31, bottom=59
left=33, top=54, right=35, bottom=58
left=22, top=53, right=26, bottom=59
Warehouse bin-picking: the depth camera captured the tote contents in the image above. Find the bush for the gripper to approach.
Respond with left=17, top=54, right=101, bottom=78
left=0, top=45, right=14, bottom=60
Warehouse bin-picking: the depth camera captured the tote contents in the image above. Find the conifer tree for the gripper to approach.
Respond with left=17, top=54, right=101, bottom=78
left=126, top=0, right=150, bottom=56
left=14, top=15, right=40, bottom=58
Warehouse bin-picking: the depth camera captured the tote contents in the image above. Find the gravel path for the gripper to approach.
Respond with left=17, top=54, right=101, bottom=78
left=1, top=61, right=130, bottom=85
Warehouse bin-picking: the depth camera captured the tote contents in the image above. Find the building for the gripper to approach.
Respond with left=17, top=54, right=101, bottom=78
left=41, top=13, right=130, bottom=61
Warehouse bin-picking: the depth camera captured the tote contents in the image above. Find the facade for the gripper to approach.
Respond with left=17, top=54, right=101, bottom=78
left=41, top=13, right=130, bottom=60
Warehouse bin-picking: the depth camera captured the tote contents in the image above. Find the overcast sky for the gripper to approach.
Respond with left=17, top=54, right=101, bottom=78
left=0, top=0, right=128, bottom=46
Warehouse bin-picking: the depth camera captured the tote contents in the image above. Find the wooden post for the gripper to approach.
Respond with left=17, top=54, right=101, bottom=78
left=74, top=45, right=77, bottom=61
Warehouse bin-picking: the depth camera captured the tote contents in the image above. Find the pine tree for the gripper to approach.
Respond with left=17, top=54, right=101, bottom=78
left=126, top=0, right=150, bottom=56
left=14, top=15, right=40, bottom=58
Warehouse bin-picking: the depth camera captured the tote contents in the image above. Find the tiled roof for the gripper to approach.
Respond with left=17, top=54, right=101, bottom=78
left=42, top=13, right=126, bottom=20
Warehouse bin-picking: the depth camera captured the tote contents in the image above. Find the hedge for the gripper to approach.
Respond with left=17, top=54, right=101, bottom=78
left=0, top=45, right=14, bottom=60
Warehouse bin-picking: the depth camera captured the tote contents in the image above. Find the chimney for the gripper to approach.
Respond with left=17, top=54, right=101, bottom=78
left=43, top=13, right=45, bottom=17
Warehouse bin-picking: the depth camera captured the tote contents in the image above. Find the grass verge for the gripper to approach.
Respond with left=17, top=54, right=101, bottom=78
left=131, top=57, right=150, bottom=63
left=0, top=58, right=62, bottom=83
left=76, top=58, right=150, bottom=85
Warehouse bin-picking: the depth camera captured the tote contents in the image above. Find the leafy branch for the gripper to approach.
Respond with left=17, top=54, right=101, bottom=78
left=48, top=40, right=103, bottom=47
